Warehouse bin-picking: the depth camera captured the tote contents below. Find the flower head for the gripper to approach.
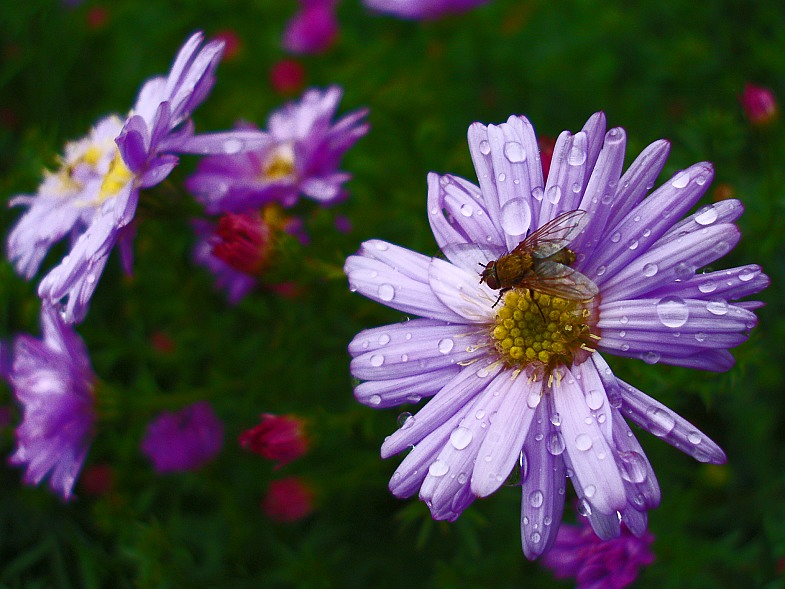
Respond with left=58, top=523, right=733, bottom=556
left=363, top=0, right=492, bottom=19
left=262, top=476, right=315, bottom=521
left=740, top=83, right=778, bottom=126
left=542, top=516, right=655, bottom=589
left=240, top=413, right=309, bottom=467
left=8, top=305, right=96, bottom=500
left=8, top=32, right=265, bottom=324
left=187, top=86, right=369, bottom=213
left=141, top=401, right=224, bottom=473
left=345, top=112, right=768, bottom=558
left=283, top=0, right=339, bottom=55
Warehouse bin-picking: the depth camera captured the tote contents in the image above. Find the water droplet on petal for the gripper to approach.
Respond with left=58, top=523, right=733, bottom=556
left=531, top=187, right=544, bottom=201
left=698, top=280, right=717, bottom=293
left=643, top=351, right=661, bottom=365
left=618, top=451, right=648, bottom=483
left=429, top=460, right=449, bottom=477
left=687, top=431, right=702, bottom=445
left=373, top=241, right=389, bottom=251
left=450, top=427, right=473, bottom=450
left=378, top=334, right=391, bottom=345
left=223, top=138, right=244, bottom=154
left=503, top=141, right=526, bottom=163
left=460, top=204, right=473, bottom=217
left=739, top=267, right=756, bottom=282
left=585, top=389, right=604, bottom=410
left=438, top=338, right=455, bottom=354
left=610, top=232, right=621, bottom=243
left=500, top=198, right=532, bottom=237
left=577, top=498, right=592, bottom=516
left=671, top=171, right=690, bottom=188
left=575, top=433, right=592, bottom=451
left=547, top=432, right=566, bottom=455
left=596, top=265, right=606, bottom=276
left=642, top=263, right=658, bottom=277
left=695, top=206, right=718, bottom=225
left=497, top=173, right=506, bottom=182
left=546, top=186, right=562, bottom=204
left=369, top=395, right=382, bottom=406
left=656, top=296, right=689, bottom=328
left=527, top=392, right=541, bottom=409
left=397, top=412, right=413, bottom=427
left=529, top=490, right=544, bottom=508
left=569, top=145, right=587, bottom=165
left=479, top=140, right=491, bottom=155
left=378, top=284, right=395, bottom=301
left=706, top=298, right=729, bottom=315
left=370, top=354, right=384, bottom=367
left=645, top=406, right=676, bottom=437
left=550, top=413, right=561, bottom=427
left=530, top=531, right=542, bottom=544
left=584, top=484, right=596, bottom=498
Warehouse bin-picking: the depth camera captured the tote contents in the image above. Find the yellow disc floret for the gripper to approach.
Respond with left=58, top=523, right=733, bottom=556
left=490, top=289, right=599, bottom=376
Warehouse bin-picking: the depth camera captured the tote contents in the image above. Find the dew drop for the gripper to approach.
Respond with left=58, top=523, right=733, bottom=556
left=479, top=140, right=491, bottom=155
left=397, top=412, right=413, bottom=428
left=86, top=274, right=96, bottom=284
left=378, top=334, right=391, bottom=345
left=671, top=171, right=690, bottom=188
left=546, top=185, right=562, bottom=204
left=369, top=354, right=384, bottom=367
left=643, top=351, right=661, bottom=365
left=645, top=406, right=676, bottom=436
left=223, top=138, right=244, bottom=154
left=527, top=392, right=541, bottom=409
left=500, top=198, right=533, bottom=237
left=369, top=395, right=382, bottom=406
left=596, top=265, right=607, bottom=276
left=706, top=298, right=728, bottom=316
left=460, top=204, right=473, bottom=217
left=585, top=389, right=605, bottom=410
left=550, top=413, right=561, bottom=427
left=531, top=186, right=544, bottom=201
left=529, top=490, right=544, bottom=508
left=373, top=241, right=389, bottom=251
left=610, top=231, right=621, bottom=243
left=429, top=460, right=449, bottom=477
left=577, top=499, right=592, bottom=516
left=642, top=263, right=658, bottom=277
left=687, top=431, right=702, bottom=445
left=503, top=141, right=526, bottom=163
left=618, top=451, right=648, bottom=483
left=628, top=239, right=639, bottom=250
left=584, top=484, right=596, bottom=498
left=698, top=280, right=717, bottom=293
left=620, top=316, right=629, bottom=325
left=569, top=145, right=587, bottom=165
left=547, top=432, right=566, bottom=455
left=497, top=173, right=506, bottom=182
left=575, top=433, right=592, bottom=451
left=457, top=473, right=468, bottom=484
left=378, top=284, right=395, bottom=301
left=438, top=338, right=455, bottom=354
left=674, top=262, right=695, bottom=281
left=695, top=206, right=718, bottom=225
left=449, top=427, right=473, bottom=450
left=530, top=532, right=542, bottom=544
left=656, top=295, right=690, bottom=328
left=739, top=267, right=756, bottom=282
left=695, top=332, right=707, bottom=342
left=572, top=182, right=582, bottom=193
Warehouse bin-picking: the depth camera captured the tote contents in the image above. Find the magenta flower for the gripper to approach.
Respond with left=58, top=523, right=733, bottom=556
left=8, top=32, right=265, bottom=324
left=740, top=83, right=778, bottom=126
left=8, top=305, right=96, bottom=500
left=283, top=0, right=339, bottom=55
left=239, top=413, right=310, bottom=468
left=345, top=112, right=768, bottom=558
left=542, top=517, right=655, bottom=589
left=187, top=86, right=369, bottom=213
left=364, top=0, right=491, bottom=19
left=141, top=401, right=224, bottom=473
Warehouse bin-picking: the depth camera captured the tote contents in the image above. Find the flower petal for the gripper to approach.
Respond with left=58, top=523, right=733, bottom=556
left=618, top=378, right=726, bottom=464
left=427, top=257, right=495, bottom=322
left=354, top=367, right=461, bottom=408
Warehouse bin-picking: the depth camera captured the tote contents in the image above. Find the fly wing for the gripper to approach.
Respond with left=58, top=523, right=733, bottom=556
left=441, top=242, right=507, bottom=275
left=513, top=210, right=590, bottom=259
left=527, top=259, right=599, bottom=301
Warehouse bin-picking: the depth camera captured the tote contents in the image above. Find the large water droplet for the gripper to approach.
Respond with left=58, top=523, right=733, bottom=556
left=369, top=395, right=382, bottom=406
left=547, top=432, right=566, bottom=455
left=671, top=171, right=690, bottom=188
left=569, top=145, right=587, bottom=165
left=577, top=498, right=592, bottom=516
left=695, top=206, right=718, bottom=225
left=529, top=490, right=544, bottom=508
left=706, top=298, right=729, bottom=316
left=585, top=389, right=605, bottom=411
left=643, top=351, right=661, bottom=365
left=450, top=427, right=473, bottom=450
left=497, top=173, right=506, bottom=182
left=618, top=451, right=648, bottom=483
left=531, top=187, right=544, bottom=201
left=500, top=198, right=532, bottom=237
left=610, top=231, right=621, bottom=243
left=656, top=296, right=690, bottom=328
left=378, top=284, right=395, bottom=301
left=642, top=263, right=658, bottom=277
left=687, top=431, right=702, bottom=445
left=429, top=460, right=449, bottom=477
left=698, top=280, right=717, bottom=293
left=369, top=354, right=384, bottom=367
left=378, top=334, right=391, bottom=345
left=479, top=140, right=491, bottom=155
left=546, top=186, right=562, bottom=204
left=530, top=531, right=542, bottom=544
left=397, top=412, right=414, bottom=427
left=460, top=204, right=473, bottom=217
left=438, top=338, right=455, bottom=354
left=503, top=141, right=526, bottom=163
left=645, top=406, right=676, bottom=437
left=584, top=484, right=596, bottom=498
left=550, top=413, right=561, bottom=427
left=575, top=433, right=593, bottom=451
left=739, top=267, right=756, bottom=282
left=223, top=138, right=244, bottom=154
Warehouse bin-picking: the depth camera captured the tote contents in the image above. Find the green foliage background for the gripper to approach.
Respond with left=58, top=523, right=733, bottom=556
left=0, top=1, right=784, bottom=587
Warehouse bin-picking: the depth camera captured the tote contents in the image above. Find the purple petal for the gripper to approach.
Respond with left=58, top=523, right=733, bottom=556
left=427, top=258, right=495, bottom=322
left=618, top=378, right=727, bottom=464
left=177, top=130, right=270, bottom=155
left=354, top=367, right=461, bottom=408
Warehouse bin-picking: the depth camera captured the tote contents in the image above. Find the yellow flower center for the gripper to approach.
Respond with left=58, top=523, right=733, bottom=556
left=490, top=289, right=600, bottom=376
left=98, top=151, right=133, bottom=201
left=262, top=144, right=295, bottom=181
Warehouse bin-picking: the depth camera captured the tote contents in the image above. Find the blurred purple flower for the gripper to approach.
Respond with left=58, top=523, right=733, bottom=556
left=345, top=112, right=768, bottom=558
left=740, top=83, right=778, bottom=126
left=141, top=401, right=224, bottom=473
left=7, top=32, right=265, bottom=324
left=364, top=0, right=491, bottom=19
left=283, top=0, right=339, bottom=55
left=8, top=305, right=96, bottom=500
left=542, top=517, right=654, bottom=589
left=188, top=86, right=369, bottom=213
left=193, top=219, right=258, bottom=304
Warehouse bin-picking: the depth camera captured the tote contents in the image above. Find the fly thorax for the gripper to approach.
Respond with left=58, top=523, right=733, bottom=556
left=489, top=288, right=600, bottom=376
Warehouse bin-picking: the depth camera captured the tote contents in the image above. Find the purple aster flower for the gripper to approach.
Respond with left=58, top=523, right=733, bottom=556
left=345, top=112, right=769, bottom=558
left=283, top=0, right=340, bottom=55
left=364, top=0, right=492, bottom=19
left=192, top=219, right=258, bottom=305
left=187, top=86, right=369, bottom=213
left=8, top=32, right=265, bottom=324
left=141, top=401, right=224, bottom=473
left=8, top=305, right=96, bottom=500
left=542, top=517, right=655, bottom=589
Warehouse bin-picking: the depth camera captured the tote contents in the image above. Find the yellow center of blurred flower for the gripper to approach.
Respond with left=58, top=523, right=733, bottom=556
left=490, top=289, right=599, bottom=376
left=262, top=144, right=295, bottom=181
left=98, top=151, right=133, bottom=201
